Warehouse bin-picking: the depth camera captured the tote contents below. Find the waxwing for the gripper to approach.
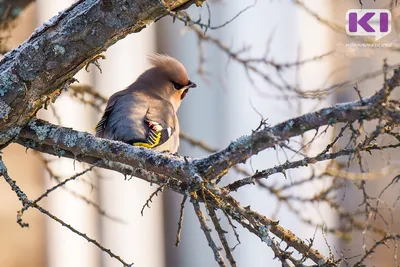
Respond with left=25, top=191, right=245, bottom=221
left=95, top=54, right=196, bottom=153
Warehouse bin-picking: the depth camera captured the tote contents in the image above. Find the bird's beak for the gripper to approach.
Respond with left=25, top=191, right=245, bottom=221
left=186, top=80, right=197, bottom=89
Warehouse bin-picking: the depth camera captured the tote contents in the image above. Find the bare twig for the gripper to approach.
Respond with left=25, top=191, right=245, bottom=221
left=192, top=201, right=226, bottom=267
left=175, top=194, right=187, bottom=247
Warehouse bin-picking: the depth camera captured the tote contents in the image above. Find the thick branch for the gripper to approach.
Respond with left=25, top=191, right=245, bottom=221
left=17, top=97, right=400, bottom=183
left=18, top=118, right=190, bottom=178
left=194, top=67, right=400, bottom=180
left=195, top=100, right=399, bottom=180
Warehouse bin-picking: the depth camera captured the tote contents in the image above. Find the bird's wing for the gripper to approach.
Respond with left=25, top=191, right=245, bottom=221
left=95, top=90, right=148, bottom=142
left=95, top=90, right=176, bottom=149
left=132, top=96, right=177, bottom=149
left=95, top=92, right=120, bottom=138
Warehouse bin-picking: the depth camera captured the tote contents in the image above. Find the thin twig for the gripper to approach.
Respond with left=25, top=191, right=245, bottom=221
left=192, top=201, right=226, bottom=267
left=175, top=194, right=187, bottom=247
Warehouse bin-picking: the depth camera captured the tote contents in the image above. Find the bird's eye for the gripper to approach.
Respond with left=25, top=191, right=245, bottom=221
left=171, top=81, right=184, bottom=90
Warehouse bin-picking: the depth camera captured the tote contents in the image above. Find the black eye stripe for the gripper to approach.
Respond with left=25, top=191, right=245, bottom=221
left=171, top=81, right=184, bottom=90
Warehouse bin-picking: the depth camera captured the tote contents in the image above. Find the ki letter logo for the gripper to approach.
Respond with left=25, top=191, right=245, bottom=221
left=346, top=9, right=391, bottom=41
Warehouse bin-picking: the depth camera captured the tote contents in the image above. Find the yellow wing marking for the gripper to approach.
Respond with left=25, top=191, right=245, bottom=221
left=132, top=131, right=161, bottom=148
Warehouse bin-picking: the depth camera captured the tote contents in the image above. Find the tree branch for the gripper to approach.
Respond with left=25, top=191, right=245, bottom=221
left=194, top=94, right=400, bottom=181
left=16, top=89, right=400, bottom=185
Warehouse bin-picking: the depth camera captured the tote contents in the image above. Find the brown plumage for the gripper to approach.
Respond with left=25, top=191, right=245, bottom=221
left=95, top=54, right=197, bottom=153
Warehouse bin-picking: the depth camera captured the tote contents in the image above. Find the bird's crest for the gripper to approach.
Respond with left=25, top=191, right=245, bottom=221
left=147, top=54, right=189, bottom=85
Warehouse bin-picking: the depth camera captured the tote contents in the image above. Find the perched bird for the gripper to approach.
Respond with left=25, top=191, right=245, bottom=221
left=95, top=54, right=196, bottom=153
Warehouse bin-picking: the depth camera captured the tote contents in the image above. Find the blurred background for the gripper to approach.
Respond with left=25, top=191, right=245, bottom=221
left=1, top=0, right=400, bottom=266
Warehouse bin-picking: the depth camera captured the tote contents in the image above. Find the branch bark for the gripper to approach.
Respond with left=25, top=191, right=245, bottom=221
left=17, top=95, right=400, bottom=184
left=194, top=69, right=400, bottom=180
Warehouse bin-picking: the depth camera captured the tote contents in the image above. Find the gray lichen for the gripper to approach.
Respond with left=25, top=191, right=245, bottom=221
left=0, top=72, right=18, bottom=97
left=229, top=135, right=251, bottom=151
left=0, top=99, right=11, bottom=120
left=259, top=225, right=272, bottom=246
left=261, top=236, right=272, bottom=246
left=283, top=119, right=295, bottom=131
left=327, top=117, right=337, bottom=125
left=259, top=224, right=271, bottom=235
left=63, top=132, right=78, bottom=148
left=53, top=146, right=66, bottom=157
left=0, top=127, right=21, bottom=143
left=53, top=44, right=66, bottom=56
left=28, top=120, right=50, bottom=141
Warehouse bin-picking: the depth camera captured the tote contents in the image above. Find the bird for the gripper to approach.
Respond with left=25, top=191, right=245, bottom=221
left=95, top=54, right=197, bottom=153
